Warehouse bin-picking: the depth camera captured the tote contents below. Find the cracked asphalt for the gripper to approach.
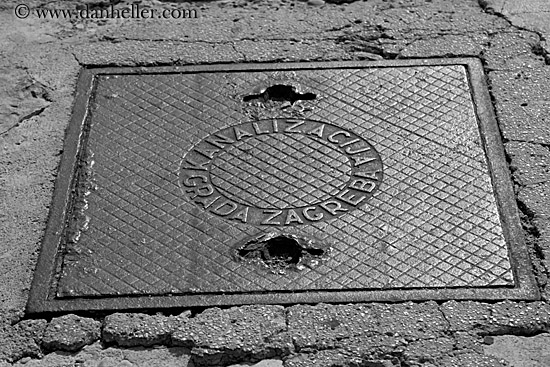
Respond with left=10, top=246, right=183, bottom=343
left=0, top=0, right=549, bottom=366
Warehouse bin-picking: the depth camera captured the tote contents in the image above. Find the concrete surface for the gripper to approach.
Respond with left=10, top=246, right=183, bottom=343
left=4, top=342, right=193, bottom=367
left=485, top=333, right=550, bottom=367
left=0, top=0, right=549, bottom=366
left=42, top=314, right=101, bottom=352
left=0, top=301, right=550, bottom=366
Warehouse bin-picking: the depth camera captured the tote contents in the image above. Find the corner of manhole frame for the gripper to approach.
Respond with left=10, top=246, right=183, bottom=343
left=26, top=58, right=540, bottom=315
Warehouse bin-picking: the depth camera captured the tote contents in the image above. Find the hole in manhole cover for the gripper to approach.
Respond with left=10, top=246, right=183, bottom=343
left=28, top=59, right=539, bottom=314
left=243, top=84, right=317, bottom=104
left=236, top=232, right=328, bottom=272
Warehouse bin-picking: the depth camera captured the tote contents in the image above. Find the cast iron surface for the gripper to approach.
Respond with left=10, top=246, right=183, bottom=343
left=27, top=59, right=539, bottom=313
left=181, top=119, right=382, bottom=226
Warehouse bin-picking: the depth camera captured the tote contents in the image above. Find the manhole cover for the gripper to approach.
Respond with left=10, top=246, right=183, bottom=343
left=181, top=119, right=382, bottom=225
left=28, top=59, right=539, bottom=313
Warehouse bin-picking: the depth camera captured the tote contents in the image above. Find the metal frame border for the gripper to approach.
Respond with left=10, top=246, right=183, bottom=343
left=27, top=58, right=540, bottom=314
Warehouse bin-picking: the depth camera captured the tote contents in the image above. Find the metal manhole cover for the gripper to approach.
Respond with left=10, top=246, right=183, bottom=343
left=28, top=59, right=539, bottom=313
left=181, top=119, right=382, bottom=225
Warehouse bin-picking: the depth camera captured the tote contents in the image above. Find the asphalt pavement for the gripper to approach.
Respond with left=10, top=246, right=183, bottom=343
left=0, top=0, right=549, bottom=366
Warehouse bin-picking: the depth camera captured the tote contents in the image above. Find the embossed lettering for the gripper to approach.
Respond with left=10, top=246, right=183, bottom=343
left=349, top=179, right=376, bottom=193
left=252, top=122, right=270, bottom=135
left=355, top=170, right=381, bottom=180
left=183, top=174, right=208, bottom=187
left=211, top=201, right=238, bottom=216
left=345, top=144, right=371, bottom=154
left=284, top=209, right=304, bottom=225
left=234, top=127, right=253, bottom=140
left=327, top=131, right=350, bottom=144
left=229, top=207, right=249, bottom=223
left=181, top=119, right=383, bottom=225
left=340, top=138, right=360, bottom=147
left=306, top=124, right=325, bottom=138
left=303, top=206, right=323, bottom=221
left=182, top=156, right=209, bottom=171
left=206, top=133, right=234, bottom=149
left=186, top=184, right=214, bottom=199
left=336, top=189, right=366, bottom=206
left=320, top=200, right=348, bottom=215
left=260, top=209, right=282, bottom=225
left=195, top=185, right=214, bottom=197
left=284, top=120, right=305, bottom=132
left=194, top=195, right=220, bottom=209
left=350, top=156, right=377, bottom=167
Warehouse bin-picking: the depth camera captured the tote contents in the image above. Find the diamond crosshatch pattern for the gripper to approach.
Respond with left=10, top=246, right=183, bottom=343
left=55, top=64, right=515, bottom=298
left=210, top=133, right=352, bottom=209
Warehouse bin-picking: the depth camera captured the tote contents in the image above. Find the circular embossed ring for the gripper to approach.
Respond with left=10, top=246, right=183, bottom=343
left=179, top=119, right=383, bottom=226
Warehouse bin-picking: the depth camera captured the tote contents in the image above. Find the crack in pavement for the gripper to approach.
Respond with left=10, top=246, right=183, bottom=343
left=478, top=0, right=550, bottom=64
left=3, top=301, right=550, bottom=365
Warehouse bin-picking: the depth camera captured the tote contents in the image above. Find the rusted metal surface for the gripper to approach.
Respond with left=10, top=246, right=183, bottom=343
left=27, top=59, right=538, bottom=313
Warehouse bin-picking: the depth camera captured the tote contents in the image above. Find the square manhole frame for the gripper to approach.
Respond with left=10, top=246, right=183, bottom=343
left=27, top=58, right=540, bottom=314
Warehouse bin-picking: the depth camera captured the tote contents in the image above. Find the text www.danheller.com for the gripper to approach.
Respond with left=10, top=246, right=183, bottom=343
left=14, top=4, right=198, bottom=20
